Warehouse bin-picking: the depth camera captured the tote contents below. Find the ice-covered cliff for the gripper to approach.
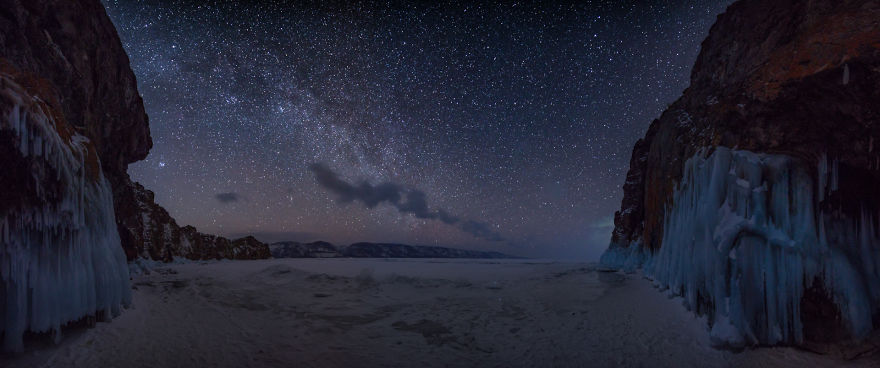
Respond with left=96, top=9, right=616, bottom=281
left=0, top=0, right=146, bottom=351
left=0, top=0, right=267, bottom=351
left=0, top=0, right=270, bottom=265
left=602, top=0, right=880, bottom=346
left=0, top=59, right=131, bottom=353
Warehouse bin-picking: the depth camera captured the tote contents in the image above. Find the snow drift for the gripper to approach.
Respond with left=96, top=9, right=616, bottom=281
left=602, top=147, right=880, bottom=346
left=0, top=75, right=131, bottom=352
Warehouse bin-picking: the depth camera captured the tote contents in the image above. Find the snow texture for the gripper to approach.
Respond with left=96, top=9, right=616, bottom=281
left=6, top=258, right=875, bottom=367
left=601, top=146, right=880, bottom=346
left=0, top=77, right=131, bottom=352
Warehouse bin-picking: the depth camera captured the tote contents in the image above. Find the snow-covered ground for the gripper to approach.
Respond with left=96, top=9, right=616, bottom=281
left=3, top=258, right=877, bottom=367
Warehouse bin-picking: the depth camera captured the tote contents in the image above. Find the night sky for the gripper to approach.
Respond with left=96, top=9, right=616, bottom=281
left=102, top=0, right=730, bottom=259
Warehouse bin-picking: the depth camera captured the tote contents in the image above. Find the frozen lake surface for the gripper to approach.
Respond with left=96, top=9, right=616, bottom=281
left=4, top=258, right=878, bottom=367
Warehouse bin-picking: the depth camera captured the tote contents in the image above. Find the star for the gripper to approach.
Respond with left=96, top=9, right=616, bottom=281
left=102, top=0, right=732, bottom=259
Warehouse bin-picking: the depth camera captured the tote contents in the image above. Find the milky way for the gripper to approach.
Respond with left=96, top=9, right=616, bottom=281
left=103, top=0, right=730, bottom=258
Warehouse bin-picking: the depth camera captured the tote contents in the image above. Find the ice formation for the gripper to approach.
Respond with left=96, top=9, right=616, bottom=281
left=603, top=146, right=880, bottom=345
left=0, top=77, right=131, bottom=352
left=599, top=239, right=648, bottom=273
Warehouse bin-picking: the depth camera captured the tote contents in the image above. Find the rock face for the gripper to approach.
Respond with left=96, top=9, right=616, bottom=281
left=602, top=0, right=880, bottom=347
left=0, top=0, right=269, bottom=264
left=270, top=241, right=515, bottom=259
left=0, top=0, right=267, bottom=351
left=0, top=0, right=143, bottom=351
left=0, top=0, right=151, bottom=173
left=114, top=178, right=271, bottom=261
left=0, top=64, right=133, bottom=353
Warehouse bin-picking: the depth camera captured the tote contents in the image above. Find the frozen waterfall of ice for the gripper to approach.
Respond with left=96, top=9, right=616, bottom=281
left=601, top=146, right=880, bottom=346
left=0, top=77, right=132, bottom=352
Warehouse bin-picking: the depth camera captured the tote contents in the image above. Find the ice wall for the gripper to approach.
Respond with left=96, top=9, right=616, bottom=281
left=599, top=240, right=649, bottom=273
left=603, top=146, right=880, bottom=346
left=0, top=77, right=132, bottom=352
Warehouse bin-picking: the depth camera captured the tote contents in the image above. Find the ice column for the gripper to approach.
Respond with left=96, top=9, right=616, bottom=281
left=1, top=78, right=131, bottom=352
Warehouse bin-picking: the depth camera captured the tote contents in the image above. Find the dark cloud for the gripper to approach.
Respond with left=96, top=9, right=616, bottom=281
left=309, top=163, right=503, bottom=241
left=310, top=163, right=402, bottom=207
left=215, top=192, right=241, bottom=203
left=460, top=220, right=504, bottom=242
left=397, top=190, right=437, bottom=220
left=436, top=209, right=459, bottom=225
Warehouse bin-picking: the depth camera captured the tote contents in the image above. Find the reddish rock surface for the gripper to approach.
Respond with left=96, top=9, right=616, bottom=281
left=606, top=0, right=880, bottom=344
left=0, top=0, right=270, bottom=262
left=0, top=0, right=151, bottom=173
left=115, top=178, right=271, bottom=261
left=611, top=0, right=880, bottom=251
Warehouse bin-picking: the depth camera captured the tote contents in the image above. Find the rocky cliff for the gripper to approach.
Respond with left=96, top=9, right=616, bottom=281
left=114, top=177, right=271, bottom=261
left=0, top=0, right=266, bottom=351
left=1, top=0, right=270, bottom=265
left=0, top=0, right=143, bottom=351
left=602, top=0, right=880, bottom=347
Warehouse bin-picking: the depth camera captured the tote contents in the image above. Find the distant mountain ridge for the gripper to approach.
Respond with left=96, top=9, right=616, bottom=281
left=269, top=241, right=339, bottom=258
left=270, top=241, right=517, bottom=259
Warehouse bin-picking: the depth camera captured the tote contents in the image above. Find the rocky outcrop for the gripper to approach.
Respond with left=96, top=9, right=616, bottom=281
left=0, top=0, right=267, bottom=351
left=115, top=178, right=270, bottom=261
left=0, top=62, right=133, bottom=353
left=0, top=0, right=269, bottom=265
left=602, top=0, right=880, bottom=347
left=609, top=0, right=880, bottom=253
left=0, top=0, right=145, bottom=351
left=0, top=0, right=151, bottom=175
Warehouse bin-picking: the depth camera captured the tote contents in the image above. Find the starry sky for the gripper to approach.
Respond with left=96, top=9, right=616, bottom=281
left=102, top=0, right=730, bottom=259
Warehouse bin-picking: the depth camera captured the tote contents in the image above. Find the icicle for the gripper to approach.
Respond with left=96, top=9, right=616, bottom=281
left=602, top=146, right=880, bottom=346
left=1, top=76, right=131, bottom=352
left=818, top=153, right=828, bottom=202
left=831, top=158, right=839, bottom=192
